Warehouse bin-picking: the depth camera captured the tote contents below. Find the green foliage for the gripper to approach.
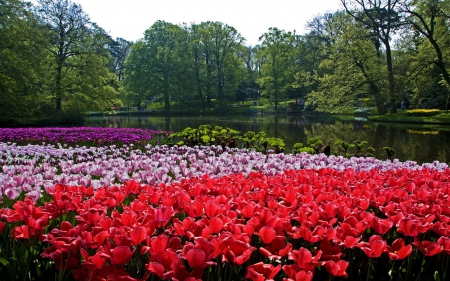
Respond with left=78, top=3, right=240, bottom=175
left=366, top=146, right=376, bottom=157
left=266, top=137, right=285, bottom=153
left=353, top=140, right=368, bottom=155
left=169, top=124, right=240, bottom=148
left=257, top=28, right=295, bottom=111
left=169, top=125, right=291, bottom=154
left=292, top=142, right=316, bottom=154
left=35, top=0, right=120, bottom=117
left=0, top=0, right=48, bottom=125
left=307, top=137, right=323, bottom=153
left=383, top=146, right=396, bottom=159
left=335, top=139, right=354, bottom=157
left=242, top=131, right=268, bottom=151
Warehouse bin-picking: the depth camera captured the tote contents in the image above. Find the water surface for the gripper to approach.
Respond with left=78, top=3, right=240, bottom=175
left=84, top=114, right=450, bottom=164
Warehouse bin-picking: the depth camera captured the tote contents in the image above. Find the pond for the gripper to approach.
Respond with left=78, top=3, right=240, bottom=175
left=84, top=114, right=450, bottom=165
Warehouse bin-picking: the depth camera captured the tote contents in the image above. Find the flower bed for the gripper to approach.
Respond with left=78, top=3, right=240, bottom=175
left=0, top=127, right=168, bottom=146
left=1, top=142, right=446, bottom=202
left=405, top=109, right=440, bottom=117
left=1, top=127, right=450, bottom=280
left=1, top=168, right=450, bottom=280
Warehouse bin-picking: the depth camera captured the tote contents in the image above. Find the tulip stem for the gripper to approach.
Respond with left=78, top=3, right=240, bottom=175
left=405, top=250, right=413, bottom=281
left=366, top=260, right=370, bottom=281
left=444, top=255, right=449, bottom=280
left=224, top=262, right=229, bottom=281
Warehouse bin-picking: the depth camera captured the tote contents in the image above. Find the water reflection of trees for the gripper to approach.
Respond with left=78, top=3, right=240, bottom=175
left=85, top=116, right=450, bottom=164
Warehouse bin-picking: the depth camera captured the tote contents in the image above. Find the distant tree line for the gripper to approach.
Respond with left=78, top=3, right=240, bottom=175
left=1, top=0, right=449, bottom=125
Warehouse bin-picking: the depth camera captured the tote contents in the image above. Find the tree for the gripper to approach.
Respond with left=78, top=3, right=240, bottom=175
left=0, top=0, right=47, bottom=125
left=125, top=20, right=187, bottom=111
left=307, top=12, right=387, bottom=113
left=208, top=22, right=245, bottom=110
left=342, top=0, right=403, bottom=113
left=235, top=45, right=261, bottom=101
left=257, top=28, right=295, bottom=111
left=399, top=0, right=450, bottom=109
left=181, top=22, right=212, bottom=110
left=108, top=37, right=133, bottom=82
left=123, top=41, right=152, bottom=107
left=35, top=0, right=119, bottom=117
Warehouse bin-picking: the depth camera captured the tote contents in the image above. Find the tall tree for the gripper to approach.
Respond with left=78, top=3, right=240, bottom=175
left=35, top=0, right=119, bottom=116
left=108, top=37, right=133, bottom=82
left=306, top=12, right=387, bottom=113
left=125, top=20, right=186, bottom=111
left=123, top=41, right=152, bottom=107
left=342, top=0, right=402, bottom=113
left=235, top=45, right=261, bottom=101
left=257, top=27, right=295, bottom=111
left=0, top=0, right=46, bottom=125
left=399, top=0, right=450, bottom=109
left=207, top=22, right=245, bottom=110
left=35, top=0, right=89, bottom=112
left=182, top=22, right=210, bottom=110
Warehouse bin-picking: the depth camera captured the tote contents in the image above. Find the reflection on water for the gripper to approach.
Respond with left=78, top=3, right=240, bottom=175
left=84, top=115, right=450, bottom=164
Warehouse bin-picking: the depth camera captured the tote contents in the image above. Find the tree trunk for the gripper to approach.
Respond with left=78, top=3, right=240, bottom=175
left=193, top=51, right=205, bottom=110
left=385, top=43, right=396, bottom=113
left=55, top=62, right=63, bottom=112
left=163, top=74, right=170, bottom=111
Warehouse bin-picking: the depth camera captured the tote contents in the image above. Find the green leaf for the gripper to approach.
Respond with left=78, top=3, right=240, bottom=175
left=0, top=257, right=17, bottom=280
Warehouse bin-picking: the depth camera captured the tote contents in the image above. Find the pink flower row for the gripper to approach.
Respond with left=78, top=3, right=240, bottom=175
left=1, top=143, right=447, bottom=202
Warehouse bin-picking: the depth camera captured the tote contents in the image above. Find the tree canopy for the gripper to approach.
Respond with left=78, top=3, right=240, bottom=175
left=1, top=0, right=450, bottom=125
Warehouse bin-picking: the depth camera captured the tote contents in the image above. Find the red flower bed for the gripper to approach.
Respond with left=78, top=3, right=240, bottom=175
left=1, top=168, right=450, bottom=280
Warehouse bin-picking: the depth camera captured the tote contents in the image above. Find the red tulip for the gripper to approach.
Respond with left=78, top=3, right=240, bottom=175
left=147, top=262, right=165, bottom=278
left=342, top=235, right=361, bottom=249
left=245, top=262, right=281, bottom=281
left=13, top=225, right=30, bottom=239
left=298, top=225, right=322, bottom=243
left=42, top=247, right=80, bottom=270
left=318, top=239, right=342, bottom=262
left=259, top=226, right=276, bottom=244
left=151, top=234, right=168, bottom=254
left=371, top=217, right=393, bottom=235
left=357, top=235, right=386, bottom=258
left=288, top=247, right=323, bottom=270
left=437, top=236, right=450, bottom=255
left=193, top=237, right=218, bottom=260
left=397, top=218, right=423, bottom=237
left=241, top=202, right=257, bottom=218
left=186, top=248, right=206, bottom=268
left=80, top=248, right=106, bottom=271
left=209, top=217, right=224, bottom=233
left=282, top=265, right=313, bottom=281
left=130, top=227, right=146, bottom=245
left=324, top=260, right=349, bottom=278
left=148, top=249, right=180, bottom=277
left=334, top=223, right=360, bottom=244
left=108, top=245, right=136, bottom=265
left=221, top=236, right=256, bottom=265
left=205, top=201, right=219, bottom=218
left=259, top=236, right=292, bottom=260
left=155, top=206, right=173, bottom=227
left=412, top=238, right=443, bottom=256
left=385, top=238, right=412, bottom=260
